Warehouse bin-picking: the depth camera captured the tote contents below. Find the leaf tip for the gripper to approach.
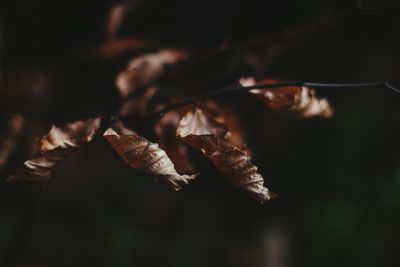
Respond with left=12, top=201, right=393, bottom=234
left=103, top=127, right=117, bottom=137
left=257, top=189, right=278, bottom=204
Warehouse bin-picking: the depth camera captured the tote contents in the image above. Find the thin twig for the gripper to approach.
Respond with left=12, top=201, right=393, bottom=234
left=302, top=81, right=385, bottom=88
left=384, top=81, right=400, bottom=94
left=119, top=80, right=396, bottom=121
left=357, top=0, right=400, bottom=9
left=153, top=81, right=302, bottom=117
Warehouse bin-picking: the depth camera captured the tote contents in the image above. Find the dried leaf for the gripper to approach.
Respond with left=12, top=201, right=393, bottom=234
left=116, top=49, right=188, bottom=98
left=107, top=1, right=142, bottom=38
left=104, top=122, right=196, bottom=191
left=177, top=108, right=227, bottom=156
left=202, top=100, right=250, bottom=153
left=118, top=86, right=158, bottom=116
left=177, top=108, right=276, bottom=203
left=0, top=114, right=25, bottom=171
left=107, top=3, right=130, bottom=37
left=290, top=87, right=333, bottom=117
left=8, top=118, right=101, bottom=184
left=211, top=146, right=277, bottom=203
left=95, top=39, right=147, bottom=59
left=240, top=77, right=333, bottom=118
left=154, top=110, right=196, bottom=174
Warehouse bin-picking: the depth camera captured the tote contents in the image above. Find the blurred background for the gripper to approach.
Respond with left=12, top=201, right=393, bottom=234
left=1, top=0, right=400, bottom=266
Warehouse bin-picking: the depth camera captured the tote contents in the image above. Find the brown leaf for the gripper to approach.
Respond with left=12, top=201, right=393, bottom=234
left=240, top=77, right=333, bottom=118
left=0, top=114, right=25, bottom=171
left=211, top=146, right=277, bottom=203
left=177, top=108, right=227, bottom=156
left=116, top=49, right=188, bottom=98
left=202, top=100, right=250, bottom=153
left=177, top=108, right=276, bottom=203
left=8, top=118, right=101, bottom=184
left=94, top=39, right=148, bottom=59
left=154, top=110, right=196, bottom=174
left=118, top=86, right=158, bottom=116
left=106, top=1, right=142, bottom=38
left=107, top=3, right=130, bottom=38
left=104, top=122, right=196, bottom=191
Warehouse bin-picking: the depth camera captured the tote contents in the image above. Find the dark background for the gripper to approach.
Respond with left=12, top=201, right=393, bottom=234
left=1, top=0, right=400, bottom=266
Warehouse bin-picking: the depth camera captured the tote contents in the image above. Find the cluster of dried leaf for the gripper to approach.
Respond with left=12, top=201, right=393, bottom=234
left=8, top=118, right=100, bottom=185
left=0, top=3, right=334, bottom=203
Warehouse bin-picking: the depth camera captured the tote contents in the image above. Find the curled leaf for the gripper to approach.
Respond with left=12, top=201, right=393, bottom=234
left=106, top=1, right=143, bottom=38
left=289, top=86, right=333, bottom=117
left=211, top=145, right=277, bottom=203
left=177, top=108, right=227, bottom=156
left=202, top=100, right=250, bottom=153
left=116, top=49, right=188, bottom=98
left=104, top=122, right=196, bottom=191
left=177, top=108, right=276, bottom=203
left=118, top=86, right=158, bottom=116
left=240, top=77, right=333, bottom=118
left=154, top=110, right=196, bottom=174
left=0, top=114, right=25, bottom=171
left=95, top=39, right=147, bottom=59
left=8, top=118, right=101, bottom=184
left=107, top=3, right=130, bottom=37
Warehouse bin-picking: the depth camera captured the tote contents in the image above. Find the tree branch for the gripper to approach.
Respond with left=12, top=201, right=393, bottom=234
left=120, top=80, right=396, bottom=122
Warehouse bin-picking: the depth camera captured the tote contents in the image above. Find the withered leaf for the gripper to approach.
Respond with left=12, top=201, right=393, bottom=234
left=107, top=3, right=129, bottom=37
left=154, top=110, right=196, bottom=174
left=107, top=1, right=142, bottom=38
left=104, top=122, right=196, bottom=191
left=116, top=49, right=188, bottom=98
left=240, top=77, right=333, bottom=118
left=118, top=86, right=158, bottom=116
left=177, top=108, right=227, bottom=156
left=177, top=108, right=276, bottom=203
left=211, top=146, right=277, bottom=203
left=0, top=114, right=25, bottom=171
left=8, top=118, right=101, bottom=184
left=95, top=39, right=147, bottom=59
left=202, top=100, right=250, bottom=153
